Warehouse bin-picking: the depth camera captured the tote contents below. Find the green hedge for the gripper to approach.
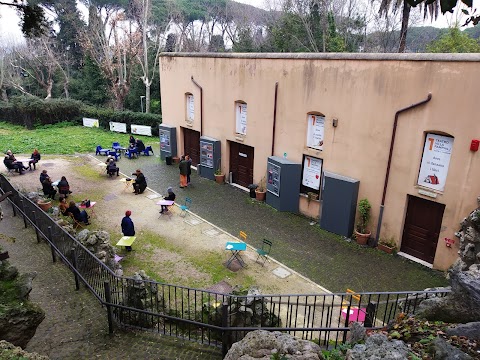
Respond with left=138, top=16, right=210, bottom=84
left=0, top=96, right=162, bottom=135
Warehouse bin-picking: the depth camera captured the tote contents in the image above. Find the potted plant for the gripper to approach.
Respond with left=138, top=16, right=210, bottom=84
left=307, top=191, right=319, bottom=205
left=354, top=198, right=371, bottom=245
left=37, top=198, right=52, bottom=212
left=255, top=176, right=267, bottom=201
left=378, top=237, right=397, bottom=254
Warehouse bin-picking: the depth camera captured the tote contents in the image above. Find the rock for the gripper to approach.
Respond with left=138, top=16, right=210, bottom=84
left=224, top=330, right=323, bottom=360
left=348, top=322, right=366, bottom=344
left=86, top=235, right=98, bottom=245
left=17, top=272, right=37, bottom=299
left=76, top=229, right=90, bottom=243
left=0, top=263, right=19, bottom=281
left=0, top=340, right=49, bottom=359
left=446, top=322, right=480, bottom=341
left=431, top=336, right=472, bottom=360
left=346, top=333, right=409, bottom=360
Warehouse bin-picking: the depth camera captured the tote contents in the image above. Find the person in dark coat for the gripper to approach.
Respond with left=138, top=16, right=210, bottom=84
left=178, top=155, right=188, bottom=188
left=39, top=170, right=49, bottom=184
left=57, top=176, right=72, bottom=198
left=129, top=135, right=136, bottom=146
left=132, top=169, right=147, bottom=194
left=135, top=139, right=145, bottom=152
left=185, top=154, right=192, bottom=186
left=42, top=176, right=57, bottom=199
left=67, top=201, right=89, bottom=224
left=4, top=150, right=27, bottom=174
left=160, top=187, right=176, bottom=214
left=121, top=210, right=135, bottom=250
left=29, top=149, right=41, bottom=170
left=107, top=159, right=119, bottom=176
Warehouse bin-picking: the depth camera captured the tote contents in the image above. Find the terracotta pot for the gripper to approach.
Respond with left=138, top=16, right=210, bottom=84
left=172, top=156, right=180, bottom=164
left=378, top=243, right=395, bottom=254
left=37, top=200, right=52, bottom=212
left=214, top=174, right=225, bottom=184
left=255, top=190, right=266, bottom=201
left=354, top=230, right=370, bottom=245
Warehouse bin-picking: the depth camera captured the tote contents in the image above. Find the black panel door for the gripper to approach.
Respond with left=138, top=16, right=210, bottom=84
left=183, top=128, right=200, bottom=166
left=229, top=142, right=254, bottom=187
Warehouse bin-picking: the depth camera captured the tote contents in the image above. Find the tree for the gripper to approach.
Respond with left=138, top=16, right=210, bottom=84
left=426, top=27, right=480, bottom=52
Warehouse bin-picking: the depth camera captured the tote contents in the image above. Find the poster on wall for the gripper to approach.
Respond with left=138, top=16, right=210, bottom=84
left=236, top=103, right=247, bottom=135
left=160, top=130, right=171, bottom=153
left=200, top=141, right=214, bottom=168
left=306, top=115, right=325, bottom=150
left=187, top=94, right=194, bottom=121
left=302, top=156, right=323, bottom=190
left=267, top=162, right=281, bottom=196
left=83, top=117, right=99, bottom=128
left=131, top=124, right=152, bottom=136
left=417, top=133, right=454, bottom=192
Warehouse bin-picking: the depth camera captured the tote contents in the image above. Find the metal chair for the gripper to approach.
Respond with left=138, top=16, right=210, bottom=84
left=125, top=148, right=138, bottom=159
left=179, top=197, right=192, bottom=217
left=255, top=239, right=272, bottom=266
left=142, top=146, right=154, bottom=156
left=95, top=145, right=110, bottom=156
left=108, top=150, right=120, bottom=161
left=112, top=142, right=122, bottom=152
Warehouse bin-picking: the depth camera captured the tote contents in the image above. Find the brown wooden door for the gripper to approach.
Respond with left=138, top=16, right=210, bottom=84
left=183, top=128, right=200, bottom=166
left=229, top=142, right=254, bottom=187
left=401, top=195, right=445, bottom=264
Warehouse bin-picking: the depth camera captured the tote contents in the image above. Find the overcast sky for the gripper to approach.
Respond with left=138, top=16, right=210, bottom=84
left=0, top=0, right=477, bottom=44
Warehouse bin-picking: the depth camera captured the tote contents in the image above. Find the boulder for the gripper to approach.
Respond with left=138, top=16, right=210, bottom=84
left=431, top=336, right=472, bottom=360
left=346, top=333, right=409, bottom=360
left=224, top=330, right=323, bottom=360
left=446, top=322, right=480, bottom=341
left=0, top=340, right=49, bottom=359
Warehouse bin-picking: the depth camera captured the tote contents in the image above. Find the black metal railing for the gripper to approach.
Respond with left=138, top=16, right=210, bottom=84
left=0, top=174, right=450, bottom=355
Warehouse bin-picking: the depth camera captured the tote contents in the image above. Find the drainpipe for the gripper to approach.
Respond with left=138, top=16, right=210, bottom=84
left=375, top=93, right=432, bottom=246
left=271, top=82, right=278, bottom=156
left=191, top=76, right=203, bottom=136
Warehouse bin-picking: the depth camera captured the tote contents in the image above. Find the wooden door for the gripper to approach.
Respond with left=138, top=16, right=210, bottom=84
left=229, top=142, right=254, bottom=187
left=401, top=195, right=445, bottom=264
left=183, top=128, right=200, bottom=166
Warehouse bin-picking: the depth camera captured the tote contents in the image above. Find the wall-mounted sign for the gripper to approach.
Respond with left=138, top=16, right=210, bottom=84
left=187, top=94, right=194, bottom=122
left=236, top=103, right=247, bottom=135
left=160, top=129, right=171, bottom=153
left=109, top=121, right=127, bottom=133
left=83, top=117, right=99, bottom=128
left=131, top=124, right=152, bottom=136
left=302, top=156, right=322, bottom=190
left=306, top=114, right=325, bottom=150
left=417, top=133, right=454, bottom=192
left=200, top=141, right=214, bottom=168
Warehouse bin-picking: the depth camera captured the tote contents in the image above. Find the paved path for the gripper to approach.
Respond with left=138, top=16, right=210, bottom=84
left=0, top=206, right=222, bottom=360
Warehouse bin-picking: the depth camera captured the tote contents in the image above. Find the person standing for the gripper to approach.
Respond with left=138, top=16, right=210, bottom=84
left=121, top=210, right=135, bottom=251
left=132, top=169, right=147, bottom=194
left=39, top=170, right=49, bottom=185
left=29, top=149, right=41, bottom=170
left=178, top=155, right=188, bottom=188
left=185, top=154, right=192, bottom=186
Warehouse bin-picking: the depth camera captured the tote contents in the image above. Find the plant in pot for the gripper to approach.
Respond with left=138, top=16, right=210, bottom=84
left=378, top=237, right=397, bottom=254
left=37, top=197, right=52, bottom=212
left=255, top=176, right=267, bottom=201
left=214, top=159, right=225, bottom=184
left=354, top=198, right=371, bottom=245
left=306, top=191, right=319, bottom=205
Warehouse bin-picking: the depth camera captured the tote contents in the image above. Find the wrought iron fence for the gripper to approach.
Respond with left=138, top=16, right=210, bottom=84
left=0, top=174, right=451, bottom=356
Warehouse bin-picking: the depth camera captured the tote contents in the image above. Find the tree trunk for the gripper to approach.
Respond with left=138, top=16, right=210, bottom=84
left=398, top=2, right=411, bottom=53
left=145, top=83, right=151, bottom=113
left=45, top=79, right=53, bottom=100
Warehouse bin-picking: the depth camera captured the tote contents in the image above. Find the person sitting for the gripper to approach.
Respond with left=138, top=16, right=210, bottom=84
left=58, top=195, right=69, bottom=216
left=57, top=176, right=72, bottom=197
left=107, top=159, right=120, bottom=177
left=29, top=149, right=41, bottom=170
left=129, top=135, right=136, bottom=147
left=67, top=200, right=90, bottom=225
left=4, top=150, right=28, bottom=174
left=39, top=170, right=49, bottom=184
left=42, top=176, right=57, bottom=199
left=121, top=210, right=135, bottom=251
left=135, top=139, right=145, bottom=153
left=160, top=186, right=176, bottom=214
left=132, top=169, right=147, bottom=195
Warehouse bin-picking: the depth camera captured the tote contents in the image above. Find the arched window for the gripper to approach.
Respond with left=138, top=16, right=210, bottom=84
left=306, top=112, right=325, bottom=151
left=185, top=93, right=194, bottom=122
left=235, top=101, right=247, bottom=135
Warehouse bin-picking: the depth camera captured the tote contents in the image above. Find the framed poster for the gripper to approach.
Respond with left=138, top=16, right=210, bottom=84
left=187, top=94, right=194, bottom=121
left=131, top=124, right=152, bottom=136
left=109, top=121, right=127, bottom=133
left=200, top=141, right=214, bottom=168
left=160, top=130, right=171, bottom=153
left=83, top=117, right=99, bottom=128
left=235, top=103, right=247, bottom=135
left=302, top=156, right=322, bottom=190
left=267, top=162, right=281, bottom=196
left=417, top=133, right=454, bottom=192
left=306, top=114, right=325, bottom=150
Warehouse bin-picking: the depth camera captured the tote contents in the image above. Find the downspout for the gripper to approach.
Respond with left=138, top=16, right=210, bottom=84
left=375, top=93, right=432, bottom=245
left=271, top=82, right=278, bottom=156
left=191, top=76, right=203, bottom=136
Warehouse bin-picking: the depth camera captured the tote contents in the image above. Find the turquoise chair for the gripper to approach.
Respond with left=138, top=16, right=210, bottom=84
left=180, top=197, right=192, bottom=217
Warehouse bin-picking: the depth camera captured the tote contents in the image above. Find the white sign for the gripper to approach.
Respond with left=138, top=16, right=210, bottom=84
left=187, top=94, right=194, bottom=121
left=131, top=124, right=152, bottom=137
left=236, top=103, right=247, bottom=135
left=417, top=133, right=454, bottom=192
left=302, top=156, right=323, bottom=190
left=82, top=117, right=99, bottom=128
left=109, top=121, right=127, bottom=133
left=306, top=115, right=325, bottom=150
